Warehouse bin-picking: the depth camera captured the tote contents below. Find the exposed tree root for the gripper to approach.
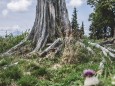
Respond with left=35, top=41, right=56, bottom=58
left=40, top=38, right=63, bottom=57
left=2, top=39, right=27, bottom=56
left=1, top=37, right=63, bottom=58
left=1, top=0, right=71, bottom=58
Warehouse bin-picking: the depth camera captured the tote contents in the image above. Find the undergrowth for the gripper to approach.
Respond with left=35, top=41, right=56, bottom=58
left=0, top=35, right=115, bottom=86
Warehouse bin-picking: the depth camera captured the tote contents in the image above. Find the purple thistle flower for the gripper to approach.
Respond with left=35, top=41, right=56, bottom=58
left=83, top=69, right=96, bottom=77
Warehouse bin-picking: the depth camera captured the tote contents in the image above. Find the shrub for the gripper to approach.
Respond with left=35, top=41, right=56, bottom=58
left=0, top=78, right=11, bottom=86
left=0, top=59, right=8, bottom=67
left=0, top=33, right=26, bottom=53
left=27, top=63, right=48, bottom=76
left=0, top=66, right=22, bottom=80
left=18, top=75, right=39, bottom=86
left=0, top=57, right=12, bottom=67
left=31, top=67, right=48, bottom=76
left=27, top=63, right=39, bottom=71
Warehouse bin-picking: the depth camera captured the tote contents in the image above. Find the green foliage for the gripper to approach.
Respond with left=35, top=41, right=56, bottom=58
left=31, top=67, right=48, bottom=76
left=0, top=66, right=22, bottom=80
left=87, top=0, right=115, bottom=39
left=0, top=59, right=9, bottom=67
left=0, top=78, right=11, bottom=86
left=18, top=75, right=39, bottom=86
left=71, top=7, right=79, bottom=30
left=26, top=63, right=49, bottom=78
left=0, top=33, right=115, bottom=86
left=0, top=66, right=22, bottom=86
left=80, top=21, right=85, bottom=35
left=0, top=33, right=26, bottom=53
left=0, top=57, right=13, bottom=67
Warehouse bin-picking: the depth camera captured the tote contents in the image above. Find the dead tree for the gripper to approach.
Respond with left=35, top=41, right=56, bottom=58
left=3, top=0, right=71, bottom=56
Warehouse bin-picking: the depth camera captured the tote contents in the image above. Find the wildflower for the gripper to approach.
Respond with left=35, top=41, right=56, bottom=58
left=83, top=69, right=100, bottom=86
left=83, top=69, right=95, bottom=77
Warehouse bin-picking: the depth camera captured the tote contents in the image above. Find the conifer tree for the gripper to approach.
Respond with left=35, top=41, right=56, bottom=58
left=71, top=7, right=79, bottom=31
left=87, top=0, right=115, bottom=39
left=81, top=21, right=85, bottom=35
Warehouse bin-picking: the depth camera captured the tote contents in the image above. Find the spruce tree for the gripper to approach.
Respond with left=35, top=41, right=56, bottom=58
left=81, top=21, right=85, bottom=35
left=71, top=7, right=79, bottom=31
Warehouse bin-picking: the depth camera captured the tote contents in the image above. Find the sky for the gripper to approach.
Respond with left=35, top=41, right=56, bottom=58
left=0, top=0, right=93, bottom=36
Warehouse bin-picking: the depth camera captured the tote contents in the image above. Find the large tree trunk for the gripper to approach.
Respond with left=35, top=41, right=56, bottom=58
left=3, top=0, right=71, bottom=56
left=27, top=0, right=71, bottom=52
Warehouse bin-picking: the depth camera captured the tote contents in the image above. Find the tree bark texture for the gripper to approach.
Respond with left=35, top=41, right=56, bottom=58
left=27, top=0, right=71, bottom=52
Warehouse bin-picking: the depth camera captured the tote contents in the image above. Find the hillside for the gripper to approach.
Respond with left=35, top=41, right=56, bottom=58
left=0, top=34, right=115, bottom=86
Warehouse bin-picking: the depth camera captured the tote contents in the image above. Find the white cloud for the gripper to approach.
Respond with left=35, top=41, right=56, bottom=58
left=2, top=0, right=32, bottom=16
left=67, top=0, right=85, bottom=7
left=2, top=9, right=9, bottom=16
left=7, top=0, right=32, bottom=12
left=0, top=25, right=22, bottom=31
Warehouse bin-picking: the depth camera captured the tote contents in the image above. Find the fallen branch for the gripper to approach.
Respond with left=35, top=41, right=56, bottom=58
left=78, top=41, right=95, bottom=55
left=100, top=38, right=115, bottom=46
left=88, top=42, right=115, bottom=58
left=107, top=47, right=115, bottom=53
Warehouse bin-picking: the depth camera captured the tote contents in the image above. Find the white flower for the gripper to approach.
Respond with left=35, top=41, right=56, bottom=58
left=84, top=76, right=100, bottom=86
left=112, top=76, right=115, bottom=85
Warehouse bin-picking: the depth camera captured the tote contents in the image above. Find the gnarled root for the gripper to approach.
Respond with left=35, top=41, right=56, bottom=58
left=39, top=38, right=63, bottom=57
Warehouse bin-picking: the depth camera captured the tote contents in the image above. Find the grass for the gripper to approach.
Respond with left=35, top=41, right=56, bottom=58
left=0, top=65, right=22, bottom=86
left=0, top=32, right=27, bottom=53
left=0, top=56, right=114, bottom=86
left=18, top=75, right=39, bottom=86
left=0, top=34, right=115, bottom=86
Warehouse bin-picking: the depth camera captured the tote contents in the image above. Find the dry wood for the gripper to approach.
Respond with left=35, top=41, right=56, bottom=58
left=40, top=38, right=62, bottom=57
left=88, top=42, right=115, bottom=58
left=100, top=38, right=115, bottom=46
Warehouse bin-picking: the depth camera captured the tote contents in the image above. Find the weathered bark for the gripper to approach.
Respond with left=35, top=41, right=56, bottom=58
left=2, top=0, right=71, bottom=56
left=40, top=38, right=62, bottom=57
left=27, top=0, right=71, bottom=52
